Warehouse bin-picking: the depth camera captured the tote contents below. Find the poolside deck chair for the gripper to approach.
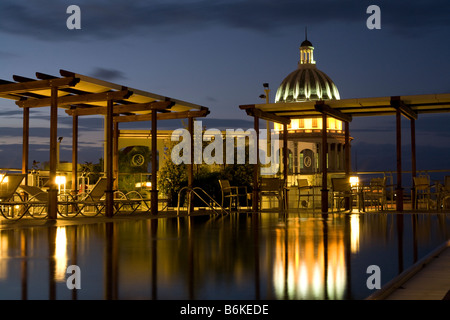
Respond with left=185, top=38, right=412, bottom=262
left=364, top=177, right=387, bottom=211
left=219, top=179, right=251, bottom=211
left=0, top=173, right=27, bottom=220
left=76, top=177, right=143, bottom=215
left=18, top=185, right=48, bottom=218
left=260, top=178, right=286, bottom=210
left=413, top=175, right=437, bottom=210
left=297, top=178, right=313, bottom=209
left=331, top=177, right=353, bottom=212
left=439, top=176, right=450, bottom=210
left=18, top=185, right=77, bottom=218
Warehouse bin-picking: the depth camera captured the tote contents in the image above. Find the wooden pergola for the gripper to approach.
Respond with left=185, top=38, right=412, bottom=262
left=0, top=69, right=209, bottom=218
left=240, top=93, right=450, bottom=213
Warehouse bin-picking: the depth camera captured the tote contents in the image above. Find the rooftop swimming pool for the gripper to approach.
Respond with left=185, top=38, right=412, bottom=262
left=0, top=212, right=448, bottom=300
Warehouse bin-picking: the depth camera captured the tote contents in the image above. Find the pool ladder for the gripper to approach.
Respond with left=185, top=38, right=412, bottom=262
left=177, top=186, right=230, bottom=216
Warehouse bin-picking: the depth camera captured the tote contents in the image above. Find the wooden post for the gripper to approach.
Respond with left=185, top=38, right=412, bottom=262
left=113, top=122, right=119, bottom=192
left=105, top=99, right=114, bottom=218
left=396, top=108, right=404, bottom=212
left=48, top=86, right=58, bottom=219
left=252, top=116, right=260, bottom=212
left=411, top=119, right=417, bottom=210
left=22, top=107, right=29, bottom=185
left=283, top=124, right=288, bottom=210
left=321, top=114, right=328, bottom=213
left=187, top=117, right=194, bottom=213
left=151, top=110, right=158, bottom=215
left=344, top=121, right=350, bottom=210
left=72, top=115, right=78, bottom=194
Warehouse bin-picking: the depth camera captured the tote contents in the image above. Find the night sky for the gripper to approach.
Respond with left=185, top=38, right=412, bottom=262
left=0, top=0, right=449, bottom=178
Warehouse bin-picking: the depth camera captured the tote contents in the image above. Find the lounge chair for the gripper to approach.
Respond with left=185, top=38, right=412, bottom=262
left=76, top=177, right=143, bottom=215
left=0, top=173, right=27, bottom=220
left=19, top=185, right=76, bottom=218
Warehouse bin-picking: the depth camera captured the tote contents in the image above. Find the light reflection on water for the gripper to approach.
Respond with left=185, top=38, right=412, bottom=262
left=0, top=212, right=448, bottom=300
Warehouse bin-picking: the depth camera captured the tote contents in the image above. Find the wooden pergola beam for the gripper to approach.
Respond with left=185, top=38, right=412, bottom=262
left=16, top=89, right=133, bottom=108
left=0, top=77, right=79, bottom=94
left=314, top=101, right=352, bottom=123
left=391, top=96, right=418, bottom=120
left=399, top=103, right=418, bottom=121
left=114, top=109, right=210, bottom=122
left=240, top=105, right=291, bottom=125
left=65, top=101, right=174, bottom=116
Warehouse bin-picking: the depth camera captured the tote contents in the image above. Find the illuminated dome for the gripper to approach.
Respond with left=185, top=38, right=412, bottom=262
left=275, top=38, right=340, bottom=102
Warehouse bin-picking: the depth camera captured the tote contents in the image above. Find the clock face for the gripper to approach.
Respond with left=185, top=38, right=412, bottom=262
left=131, top=154, right=145, bottom=166
left=304, top=155, right=312, bottom=168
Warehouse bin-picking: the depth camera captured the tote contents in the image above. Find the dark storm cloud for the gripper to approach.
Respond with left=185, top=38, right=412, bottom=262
left=352, top=114, right=450, bottom=138
left=0, top=109, right=23, bottom=117
left=1, top=0, right=449, bottom=41
left=0, top=50, right=19, bottom=59
left=90, top=67, right=127, bottom=81
left=353, top=141, right=450, bottom=173
left=0, top=143, right=104, bottom=169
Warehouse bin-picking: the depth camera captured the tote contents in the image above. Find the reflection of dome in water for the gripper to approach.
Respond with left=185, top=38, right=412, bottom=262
left=275, top=38, right=340, bottom=102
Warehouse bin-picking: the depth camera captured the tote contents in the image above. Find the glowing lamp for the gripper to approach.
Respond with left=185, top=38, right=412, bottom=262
left=135, top=182, right=151, bottom=188
left=350, top=176, right=359, bottom=187
left=56, top=176, right=66, bottom=193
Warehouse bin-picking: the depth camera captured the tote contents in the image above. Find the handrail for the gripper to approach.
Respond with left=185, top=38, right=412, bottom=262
left=177, top=186, right=230, bottom=216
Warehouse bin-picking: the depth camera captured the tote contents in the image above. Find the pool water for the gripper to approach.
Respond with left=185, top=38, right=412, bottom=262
left=0, top=212, right=448, bottom=300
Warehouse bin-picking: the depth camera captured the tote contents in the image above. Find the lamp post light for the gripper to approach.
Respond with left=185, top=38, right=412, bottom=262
left=56, top=175, right=66, bottom=194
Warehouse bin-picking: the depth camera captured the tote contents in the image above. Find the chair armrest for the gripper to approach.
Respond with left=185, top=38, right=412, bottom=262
left=237, top=186, right=249, bottom=194
left=123, top=190, right=145, bottom=200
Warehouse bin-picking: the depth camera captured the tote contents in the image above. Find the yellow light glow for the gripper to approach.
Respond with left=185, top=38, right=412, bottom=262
left=0, top=234, right=8, bottom=279
left=350, top=214, right=360, bottom=253
left=271, top=219, right=346, bottom=300
left=350, top=176, right=359, bottom=187
left=0, top=174, right=8, bottom=183
left=56, top=176, right=66, bottom=193
left=275, top=117, right=343, bottom=132
left=290, top=119, right=299, bottom=130
left=135, top=182, right=151, bottom=188
left=55, top=176, right=66, bottom=186
left=55, top=227, right=67, bottom=281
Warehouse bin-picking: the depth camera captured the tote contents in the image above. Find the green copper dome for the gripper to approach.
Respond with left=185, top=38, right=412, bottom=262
left=275, top=38, right=340, bottom=102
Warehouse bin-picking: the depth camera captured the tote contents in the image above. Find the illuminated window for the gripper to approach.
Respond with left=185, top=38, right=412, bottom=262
left=291, top=119, right=299, bottom=130
left=299, top=119, right=304, bottom=128
left=328, top=118, right=335, bottom=130
left=294, top=143, right=298, bottom=172
left=312, top=118, right=318, bottom=128
left=299, top=152, right=304, bottom=169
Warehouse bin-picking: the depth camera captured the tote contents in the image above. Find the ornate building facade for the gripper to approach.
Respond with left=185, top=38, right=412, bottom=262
left=272, top=37, right=349, bottom=182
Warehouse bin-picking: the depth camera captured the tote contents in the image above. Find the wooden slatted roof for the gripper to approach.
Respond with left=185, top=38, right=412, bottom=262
left=240, top=93, right=450, bottom=123
left=0, top=69, right=209, bottom=120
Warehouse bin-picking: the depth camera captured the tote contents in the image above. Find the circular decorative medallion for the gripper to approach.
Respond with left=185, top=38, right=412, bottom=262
left=304, top=155, right=312, bottom=168
left=131, top=154, right=145, bottom=166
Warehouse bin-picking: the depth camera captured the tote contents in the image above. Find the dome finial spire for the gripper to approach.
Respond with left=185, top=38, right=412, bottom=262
left=299, top=31, right=315, bottom=65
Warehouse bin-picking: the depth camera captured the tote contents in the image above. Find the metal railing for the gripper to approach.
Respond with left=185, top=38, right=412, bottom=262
left=177, top=186, right=230, bottom=216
